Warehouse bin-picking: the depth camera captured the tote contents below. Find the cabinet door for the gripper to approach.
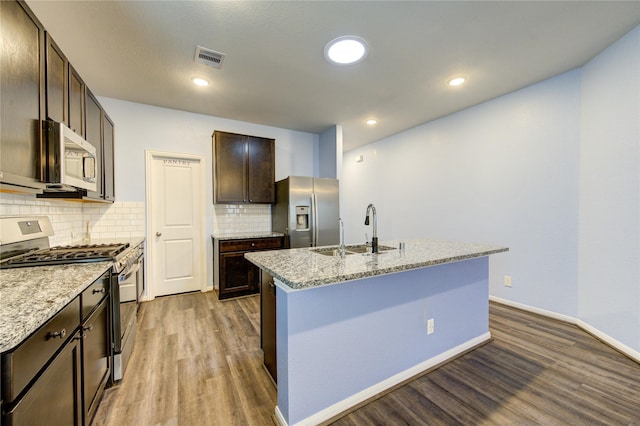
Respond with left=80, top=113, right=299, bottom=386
left=0, top=0, right=45, bottom=188
left=260, top=271, right=277, bottom=383
left=247, top=136, right=275, bottom=203
left=4, top=331, right=82, bottom=426
left=68, top=65, right=85, bottom=136
left=82, top=297, right=110, bottom=425
left=214, top=131, right=247, bottom=203
left=84, top=90, right=103, bottom=199
left=102, top=112, right=115, bottom=201
left=219, top=252, right=259, bottom=298
left=45, top=33, right=67, bottom=123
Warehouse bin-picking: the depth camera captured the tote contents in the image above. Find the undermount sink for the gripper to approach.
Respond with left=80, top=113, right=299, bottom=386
left=310, top=247, right=355, bottom=257
left=344, top=244, right=397, bottom=254
left=310, top=244, right=397, bottom=257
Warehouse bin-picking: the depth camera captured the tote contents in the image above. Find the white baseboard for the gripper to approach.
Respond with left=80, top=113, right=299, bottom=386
left=489, top=296, right=640, bottom=363
left=489, top=296, right=577, bottom=323
left=274, top=332, right=492, bottom=426
left=274, top=406, right=286, bottom=426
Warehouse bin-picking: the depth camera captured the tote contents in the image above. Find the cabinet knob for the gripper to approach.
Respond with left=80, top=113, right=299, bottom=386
left=251, top=243, right=255, bottom=247
left=48, top=328, right=67, bottom=340
left=156, top=232, right=162, bottom=237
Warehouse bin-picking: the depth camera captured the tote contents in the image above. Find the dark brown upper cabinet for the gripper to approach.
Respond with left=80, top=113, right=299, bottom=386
left=102, top=112, right=115, bottom=202
left=45, top=33, right=67, bottom=124
left=84, top=90, right=103, bottom=199
left=213, top=131, right=275, bottom=204
left=68, top=64, right=85, bottom=137
left=0, top=0, right=46, bottom=192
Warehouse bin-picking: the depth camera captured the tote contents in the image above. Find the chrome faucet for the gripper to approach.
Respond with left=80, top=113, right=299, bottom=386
left=338, top=218, right=346, bottom=258
left=364, top=204, right=378, bottom=254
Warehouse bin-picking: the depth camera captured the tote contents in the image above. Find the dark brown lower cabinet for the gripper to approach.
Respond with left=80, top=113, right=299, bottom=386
left=1, top=273, right=112, bottom=426
left=214, top=236, right=283, bottom=300
left=260, top=271, right=277, bottom=383
left=219, top=251, right=259, bottom=297
left=82, top=296, right=110, bottom=425
left=3, top=330, right=82, bottom=426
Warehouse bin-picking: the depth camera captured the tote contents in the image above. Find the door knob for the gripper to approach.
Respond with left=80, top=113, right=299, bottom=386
left=156, top=232, right=162, bottom=236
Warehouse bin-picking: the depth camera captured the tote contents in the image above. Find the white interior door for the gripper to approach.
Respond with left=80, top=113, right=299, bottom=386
left=147, top=151, right=205, bottom=297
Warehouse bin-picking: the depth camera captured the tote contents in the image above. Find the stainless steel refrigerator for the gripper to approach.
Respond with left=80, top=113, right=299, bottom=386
left=272, top=176, right=340, bottom=248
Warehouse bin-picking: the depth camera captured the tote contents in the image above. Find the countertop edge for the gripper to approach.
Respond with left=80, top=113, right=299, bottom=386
left=212, top=232, right=284, bottom=241
left=246, top=243, right=508, bottom=291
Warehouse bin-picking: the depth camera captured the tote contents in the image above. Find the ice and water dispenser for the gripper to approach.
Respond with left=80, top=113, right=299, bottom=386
left=295, top=206, right=310, bottom=230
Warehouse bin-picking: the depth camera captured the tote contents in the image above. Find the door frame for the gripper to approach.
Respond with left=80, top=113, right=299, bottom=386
left=144, top=150, right=207, bottom=300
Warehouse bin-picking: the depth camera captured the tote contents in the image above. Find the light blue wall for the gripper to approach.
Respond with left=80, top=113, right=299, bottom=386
left=341, top=25, right=640, bottom=352
left=277, top=257, right=490, bottom=424
left=578, top=26, right=640, bottom=351
left=97, top=97, right=318, bottom=202
left=343, top=70, right=581, bottom=317
left=318, top=125, right=344, bottom=179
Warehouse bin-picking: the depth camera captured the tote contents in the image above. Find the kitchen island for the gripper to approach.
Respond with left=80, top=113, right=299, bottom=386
left=246, top=239, right=508, bottom=426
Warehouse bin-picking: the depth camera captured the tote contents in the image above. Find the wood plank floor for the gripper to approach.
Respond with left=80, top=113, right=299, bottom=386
left=332, top=302, right=640, bottom=426
left=93, top=293, right=640, bottom=426
left=92, top=292, right=277, bottom=426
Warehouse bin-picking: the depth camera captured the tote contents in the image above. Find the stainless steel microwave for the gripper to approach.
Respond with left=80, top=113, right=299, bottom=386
left=42, top=120, right=97, bottom=192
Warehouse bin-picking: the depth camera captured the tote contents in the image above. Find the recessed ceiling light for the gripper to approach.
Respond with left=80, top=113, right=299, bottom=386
left=192, top=77, right=210, bottom=87
left=325, top=36, right=368, bottom=65
left=448, top=77, right=466, bottom=87
left=366, top=119, right=377, bottom=125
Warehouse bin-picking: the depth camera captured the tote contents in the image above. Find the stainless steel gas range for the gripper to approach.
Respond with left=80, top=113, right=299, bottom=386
left=0, top=216, right=144, bottom=382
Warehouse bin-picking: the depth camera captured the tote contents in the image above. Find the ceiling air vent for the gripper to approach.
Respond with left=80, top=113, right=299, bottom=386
left=195, top=46, right=225, bottom=69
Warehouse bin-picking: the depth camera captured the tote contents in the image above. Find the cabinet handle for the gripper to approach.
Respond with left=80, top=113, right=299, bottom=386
left=48, top=328, right=67, bottom=340
left=92, top=288, right=106, bottom=294
left=82, top=324, right=94, bottom=339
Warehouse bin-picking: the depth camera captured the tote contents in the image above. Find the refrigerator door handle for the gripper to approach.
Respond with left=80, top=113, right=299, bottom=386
left=311, top=193, right=318, bottom=247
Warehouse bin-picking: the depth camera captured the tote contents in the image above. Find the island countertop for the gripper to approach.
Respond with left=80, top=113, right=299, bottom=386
left=245, top=239, right=508, bottom=290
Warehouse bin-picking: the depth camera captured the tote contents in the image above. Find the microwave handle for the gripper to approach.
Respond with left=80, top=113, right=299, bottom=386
left=83, top=156, right=97, bottom=182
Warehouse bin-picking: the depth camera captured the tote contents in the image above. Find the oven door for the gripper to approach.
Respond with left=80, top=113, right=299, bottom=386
left=135, top=253, right=145, bottom=307
left=111, top=262, right=139, bottom=354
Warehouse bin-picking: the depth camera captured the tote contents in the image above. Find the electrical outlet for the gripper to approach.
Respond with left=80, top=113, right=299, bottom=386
left=427, top=318, right=435, bottom=335
left=504, top=275, right=512, bottom=287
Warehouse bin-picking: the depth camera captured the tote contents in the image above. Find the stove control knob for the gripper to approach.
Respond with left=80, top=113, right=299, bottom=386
left=156, top=232, right=162, bottom=237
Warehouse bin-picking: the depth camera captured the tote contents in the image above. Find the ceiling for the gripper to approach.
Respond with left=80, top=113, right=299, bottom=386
left=26, top=1, right=640, bottom=152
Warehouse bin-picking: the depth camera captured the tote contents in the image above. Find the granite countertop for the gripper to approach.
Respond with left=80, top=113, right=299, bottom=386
left=212, top=231, right=285, bottom=240
left=0, top=261, right=112, bottom=353
left=245, top=239, right=509, bottom=291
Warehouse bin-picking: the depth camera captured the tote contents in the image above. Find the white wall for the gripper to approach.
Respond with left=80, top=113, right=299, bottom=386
left=343, top=70, right=581, bottom=317
left=578, top=26, right=640, bottom=351
left=342, top=25, right=640, bottom=353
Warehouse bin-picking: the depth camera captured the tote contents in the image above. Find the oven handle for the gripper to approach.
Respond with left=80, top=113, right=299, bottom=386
left=119, top=259, right=141, bottom=282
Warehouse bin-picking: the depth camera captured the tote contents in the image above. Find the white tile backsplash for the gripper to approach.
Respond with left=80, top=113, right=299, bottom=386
left=213, top=204, right=271, bottom=234
left=0, top=193, right=144, bottom=246
left=2, top=193, right=273, bottom=244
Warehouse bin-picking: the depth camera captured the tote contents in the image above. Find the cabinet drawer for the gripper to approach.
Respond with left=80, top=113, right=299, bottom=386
left=81, top=272, right=110, bottom=320
left=219, top=237, right=282, bottom=253
left=1, top=297, right=80, bottom=403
